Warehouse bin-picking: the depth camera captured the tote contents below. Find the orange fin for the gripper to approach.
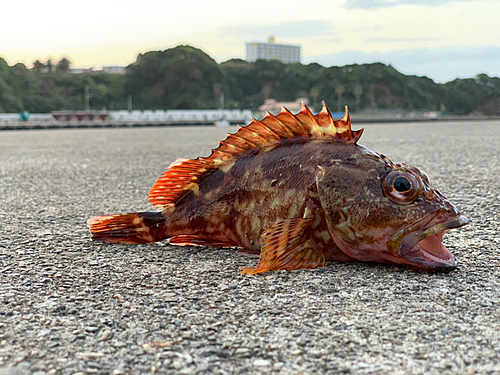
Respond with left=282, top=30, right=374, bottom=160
left=87, top=212, right=164, bottom=244
left=147, top=157, right=215, bottom=209
left=241, top=215, right=325, bottom=275
left=148, top=103, right=362, bottom=209
left=169, top=235, right=236, bottom=248
left=313, top=103, right=364, bottom=143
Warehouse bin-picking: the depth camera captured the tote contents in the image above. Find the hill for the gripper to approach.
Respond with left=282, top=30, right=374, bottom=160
left=1, top=46, right=499, bottom=115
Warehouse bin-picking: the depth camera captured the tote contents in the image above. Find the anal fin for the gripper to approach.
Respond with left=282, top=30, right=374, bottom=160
left=169, top=235, right=236, bottom=248
left=236, top=249, right=261, bottom=258
left=241, top=213, right=325, bottom=275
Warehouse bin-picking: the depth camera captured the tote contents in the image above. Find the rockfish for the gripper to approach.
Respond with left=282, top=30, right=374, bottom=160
left=88, top=103, right=467, bottom=274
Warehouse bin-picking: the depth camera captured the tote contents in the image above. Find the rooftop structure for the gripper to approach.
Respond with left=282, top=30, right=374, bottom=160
left=258, top=98, right=309, bottom=115
left=246, top=37, right=301, bottom=64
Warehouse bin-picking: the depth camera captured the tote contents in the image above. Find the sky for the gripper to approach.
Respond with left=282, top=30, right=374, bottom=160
left=1, top=0, right=499, bottom=82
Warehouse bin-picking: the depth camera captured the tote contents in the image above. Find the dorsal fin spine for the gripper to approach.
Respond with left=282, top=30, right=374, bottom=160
left=249, top=121, right=280, bottom=141
left=211, top=148, right=234, bottom=158
left=352, top=128, right=364, bottom=143
left=148, top=103, right=362, bottom=209
left=228, top=143, right=245, bottom=152
left=234, top=127, right=260, bottom=148
left=262, top=113, right=295, bottom=138
left=220, top=138, right=246, bottom=153
left=228, top=133, right=259, bottom=149
left=277, top=108, right=307, bottom=137
left=297, top=103, right=326, bottom=137
left=257, top=115, right=282, bottom=139
left=340, top=106, right=350, bottom=123
left=316, top=101, right=338, bottom=136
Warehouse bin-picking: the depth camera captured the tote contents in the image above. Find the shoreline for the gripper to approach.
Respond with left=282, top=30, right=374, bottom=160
left=2, top=115, right=500, bottom=131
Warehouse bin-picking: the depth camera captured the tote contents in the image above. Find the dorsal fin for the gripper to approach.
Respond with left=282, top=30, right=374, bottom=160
left=148, top=102, right=363, bottom=209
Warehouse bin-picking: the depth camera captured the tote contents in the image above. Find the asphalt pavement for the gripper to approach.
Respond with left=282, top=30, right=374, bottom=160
left=0, top=120, right=499, bottom=374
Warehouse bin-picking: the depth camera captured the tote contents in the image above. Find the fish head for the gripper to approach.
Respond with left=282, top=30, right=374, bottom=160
left=316, top=147, right=468, bottom=272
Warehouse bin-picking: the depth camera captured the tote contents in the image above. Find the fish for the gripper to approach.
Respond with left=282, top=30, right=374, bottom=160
left=88, top=102, right=468, bottom=274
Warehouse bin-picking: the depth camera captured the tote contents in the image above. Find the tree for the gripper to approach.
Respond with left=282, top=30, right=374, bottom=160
left=56, top=57, right=71, bottom=73
left=310, top=87, right=320, bottom=112
left=33, top=60, right=45, bottom=73
left=46, top=58, right=54, bottom=73
left=335, top=85, right=345, bottom=113
left=353, top=86, right=363, bottom=112
left=126, top=45, right=227, bottom=109
left=1, top=46, right=500, bottom=115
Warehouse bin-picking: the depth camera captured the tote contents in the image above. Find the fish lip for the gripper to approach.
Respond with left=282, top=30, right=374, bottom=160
left=397, top=215, right=468, bottom=271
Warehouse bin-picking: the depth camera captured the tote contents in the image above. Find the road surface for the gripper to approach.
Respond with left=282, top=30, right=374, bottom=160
left=0, top=121, right=499, bottom=374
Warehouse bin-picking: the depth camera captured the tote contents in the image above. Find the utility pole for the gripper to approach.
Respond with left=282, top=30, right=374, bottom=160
left=219, top=92, right=224, bottom=110
left=84, top=85, right=90, bottom=111
left=127, top=95, right=133, bottom=112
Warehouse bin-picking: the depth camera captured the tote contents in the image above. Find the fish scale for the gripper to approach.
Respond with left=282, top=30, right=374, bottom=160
left=88, top=102, right=467, bottom=274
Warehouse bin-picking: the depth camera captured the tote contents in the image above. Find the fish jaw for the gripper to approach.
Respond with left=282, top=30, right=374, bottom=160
left=329, top=214, right=468, bottom=272
left=393, top=214, right=468, bottom=271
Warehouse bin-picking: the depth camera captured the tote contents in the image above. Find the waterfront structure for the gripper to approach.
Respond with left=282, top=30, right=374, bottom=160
left=102, top=66, right=127, bottom=75
left=70, top=68, right=95, bottom=74
left=246, top=37, right=301, bottom=64
left=70, top=66, right=126, bottom=75
left=110, top=109, right=253, bottom=125
left=258, top=98, right=309, bottom=115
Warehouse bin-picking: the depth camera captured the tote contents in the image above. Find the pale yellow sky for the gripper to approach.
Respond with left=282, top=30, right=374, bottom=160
left=1, top=0, right=499, bottom=81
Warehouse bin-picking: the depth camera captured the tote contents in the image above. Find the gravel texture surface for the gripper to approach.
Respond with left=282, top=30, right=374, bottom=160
left=0, top=121, right=499, bottom=375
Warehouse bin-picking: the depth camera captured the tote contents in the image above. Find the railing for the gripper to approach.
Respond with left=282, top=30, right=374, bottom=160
left=0, top=109, right=254, bottom=130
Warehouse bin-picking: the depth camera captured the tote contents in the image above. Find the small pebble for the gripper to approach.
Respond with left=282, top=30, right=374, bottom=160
left=253, top=359, right=271, bottom=367
left=87, top=361, right=103, bottom=369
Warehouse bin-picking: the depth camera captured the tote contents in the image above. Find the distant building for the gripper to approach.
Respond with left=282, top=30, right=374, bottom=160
left=70, top=68, right=95, bottom=74
left=246, top=37, right=301, bottom=64
left=258, top=98, right=309, bottom=115
left=70, top=66, right=126, bottom=75
left=102, top=66, right=127, bottom=75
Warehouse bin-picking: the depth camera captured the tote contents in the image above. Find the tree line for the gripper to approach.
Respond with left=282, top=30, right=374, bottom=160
left=1, top=45, right=499, bottom=115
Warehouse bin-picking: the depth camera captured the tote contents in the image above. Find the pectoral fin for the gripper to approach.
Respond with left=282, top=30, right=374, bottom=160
left=241, top=214, right=325, bottom=275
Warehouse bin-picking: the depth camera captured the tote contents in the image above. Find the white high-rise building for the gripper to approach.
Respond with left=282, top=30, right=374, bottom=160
left=246, top=37, right=301, bottom=64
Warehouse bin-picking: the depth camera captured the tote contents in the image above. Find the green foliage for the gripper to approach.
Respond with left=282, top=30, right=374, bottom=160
left=0, top=56, right=127, bottom=113
left=442, top=74, right=500, bottom=115
left=0, top=58, right=23, bottom=112
left=126, top=45, right=227, bottom=109
left=0, top=47, right=499, bottom=114
left=56, top=57, right=71, bottom=73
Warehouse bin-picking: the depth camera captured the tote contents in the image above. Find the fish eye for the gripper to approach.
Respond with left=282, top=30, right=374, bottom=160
left=393, top=176, right=412, bottom=192
left=383, top=171, right=421, bottom=204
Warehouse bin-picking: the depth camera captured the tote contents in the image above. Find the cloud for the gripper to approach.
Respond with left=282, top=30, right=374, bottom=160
left=344, top=0, right=473, bottom=9
left=367, top=37, right=440, bottom=43
left=304, top=45, right=500, bottom=82
left=223, top=20, right=335, bottom=41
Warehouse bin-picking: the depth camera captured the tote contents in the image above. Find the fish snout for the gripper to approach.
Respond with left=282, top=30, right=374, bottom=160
left=397, top=214, right=468, bottom=271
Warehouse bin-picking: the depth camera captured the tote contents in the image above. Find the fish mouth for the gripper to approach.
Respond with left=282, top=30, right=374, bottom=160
left=391, top=215, right=468, bottom=272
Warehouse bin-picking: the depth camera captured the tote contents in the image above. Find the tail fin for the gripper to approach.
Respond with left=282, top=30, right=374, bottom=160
left=87, top=212, right=166, bottom=244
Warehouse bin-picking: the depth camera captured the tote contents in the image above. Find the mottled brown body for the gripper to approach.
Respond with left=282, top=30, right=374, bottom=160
left=159, top=139, right=361, bottom=259
left=88, top=103, right=467, bottom=274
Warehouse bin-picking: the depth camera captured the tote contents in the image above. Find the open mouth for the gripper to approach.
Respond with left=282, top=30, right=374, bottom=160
left=396, top=215, right=468, bottom=271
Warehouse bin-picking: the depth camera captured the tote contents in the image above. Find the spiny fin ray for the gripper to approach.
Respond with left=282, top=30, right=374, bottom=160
left=240, top=213, right=325, bottom=275
left=148, top=103, right=362, bottom=209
